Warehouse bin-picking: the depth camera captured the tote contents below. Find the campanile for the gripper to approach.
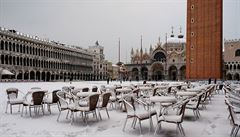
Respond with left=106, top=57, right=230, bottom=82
left=186, top=0, right=223, bottom=80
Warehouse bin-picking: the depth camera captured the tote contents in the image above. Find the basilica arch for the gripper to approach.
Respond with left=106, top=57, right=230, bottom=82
left=168, top=65, right=178, bottom=80
left=151, top=62, right=164, bottom=81
left=152, top=50, right=166, bottom=62
left=226, top=73, right=232, bottom=80
left=179, top=65, right=186, bottom=80
left=132, top=68, right=139, bottom=80
left=234, top=73, right=240, bottom=80
left=141, top=67, right=148, bottom=80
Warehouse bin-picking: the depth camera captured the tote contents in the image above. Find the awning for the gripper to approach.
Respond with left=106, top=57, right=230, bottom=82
left=0, top=68, right=14, bottom=75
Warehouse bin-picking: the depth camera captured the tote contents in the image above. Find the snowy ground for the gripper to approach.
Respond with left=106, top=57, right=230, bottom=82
left=0, top=81, right=233, bottom=137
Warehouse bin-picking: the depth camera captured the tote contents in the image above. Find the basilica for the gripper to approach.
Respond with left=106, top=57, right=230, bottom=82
left=125, top=29, right=186, bottom=81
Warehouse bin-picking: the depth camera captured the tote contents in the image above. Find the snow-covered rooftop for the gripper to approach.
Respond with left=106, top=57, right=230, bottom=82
left=167, top=37, right=186, bottom=44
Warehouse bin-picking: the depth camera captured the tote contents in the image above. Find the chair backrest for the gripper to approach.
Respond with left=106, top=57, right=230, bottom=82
left=196, top=93, right=204, bottom=108
left=32, top=91, right=45, bottom=105
left=202, top=87, right=211, bottom=102
left=218, top=84, right=224, bottom=90
left=123, top=96, right=136, bottom=115
left=226, top=102, right=237, bottom=125
left=71, top=89, right=80, bottom=95
left=69, top=86, right=75, bottom=90
left=89, top=94, right=99, bottom=111
left=56, top=91, right=68, bottom=108
left=152, top=88, right=158, bottom=96
left=92, top=86, right=98, bottom=92
left=52, top=90, right=60, bottom=103
left=6, top=88, right=18, bottom=100
left=31, top=87, right=41, bottom=90
left=178, top=99, right=190, bottom=122
left=101, top=92, right=111, bottom=107
left=167, top=87, right=172, bottom=94
left=132, top=88, right=140, bottom=97
left=177, top=85, right=182, bottom=90
left=82, top=87, right=89, bottom=92
left=62, top=86, right=71, bottom=92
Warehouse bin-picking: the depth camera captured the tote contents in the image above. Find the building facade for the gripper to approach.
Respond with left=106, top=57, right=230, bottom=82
left=126, top=31, right=186, bottom=81
left=186, top=0, right=223, bottom=79
left=88, top=41, right=109, bottom=80
left=224, top=39, right=240, bottom=80
left=0, top=27, right=93, bottom=81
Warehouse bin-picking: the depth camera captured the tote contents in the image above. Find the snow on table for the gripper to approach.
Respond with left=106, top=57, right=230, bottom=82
left=0, top=81, right=233, bottom=137
left=176, top=91, right=197, bottom=97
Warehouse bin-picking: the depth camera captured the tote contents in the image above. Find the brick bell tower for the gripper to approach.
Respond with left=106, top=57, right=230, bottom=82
left=186, top=0, right=223, bottom=80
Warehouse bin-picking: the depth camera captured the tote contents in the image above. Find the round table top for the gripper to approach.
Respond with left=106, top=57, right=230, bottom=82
left=234, top=88, right=240, bottom=92
left=176, top=92, right=197, bottom=96
left=186, top=88, right=202, bottom=92
left=150, top=96, right=177, bottom=103
left=155, top=86, right=168, bottom=89
left=116, top=88, right=132, bottom=93
left=139, top=87, right=152, bottom=90
left=76, top=92, right=100, bottom=97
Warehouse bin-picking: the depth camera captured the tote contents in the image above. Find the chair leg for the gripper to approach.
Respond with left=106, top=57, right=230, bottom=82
left=10, top=104, right=12, bottom=114
left=177, top=124, right=183, bottom=136
left=71, top=112, right=74, bottom=125
left=150, top=117, right=154, bottom=131
left=131, top=117, right=136, bottom=128
left=5, top=103, right=9, bottom=113
left=57, top=103, right=61, bottom=112
left=230, top=126, right=236, bottom=137
left=138, top=119, right=142, bottom=134
left=179, top=123, right=185, bottom=137
left=29, top=107, right=32, bottom=117
left=233, top=126, right=239, bottom=137
left=18, top=104, right=21, bottom=112
left=154, top=122, right=160, bottom=135
left=42, top=105, right=45, bottom=115
left=95, top=110, right=98, bottom=121
left=122, top=117, right=128, bottom=131
left=84, top=112, right=88, bottom=124
left=57, top=111, right=61, bottom=121
left=98, top=109, right=102, bottom=120
left=21, top=105, right=24, bottom=117
left=66, top=110, right=69, bottom=119
left=106, top=108, right=110, bottom=119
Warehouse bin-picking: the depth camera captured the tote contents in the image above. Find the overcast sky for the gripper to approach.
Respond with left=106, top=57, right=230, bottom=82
left=0, top=0, right=239, bottom=63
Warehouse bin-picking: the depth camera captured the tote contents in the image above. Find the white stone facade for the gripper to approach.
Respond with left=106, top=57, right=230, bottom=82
left=0, top=27, right=93, bottom=81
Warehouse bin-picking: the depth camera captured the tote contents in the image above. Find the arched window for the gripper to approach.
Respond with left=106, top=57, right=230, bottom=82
left=0, top=40, right=4, bottom=50
left=153, top=52, right=166, bottom=62
left=5, top=41, right=8, bottom=50
left=235, top=49, right=240, bottom=56
left=16, top=44, right=19, bottom=52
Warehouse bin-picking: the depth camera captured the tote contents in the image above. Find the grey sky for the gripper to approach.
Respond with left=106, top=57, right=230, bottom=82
left=0, top=0, right=239, bottom=63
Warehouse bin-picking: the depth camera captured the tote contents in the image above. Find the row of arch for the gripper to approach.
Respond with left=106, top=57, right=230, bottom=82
left=1, top=70, right=99, bottom=81
left=131, top=64, right=186, bottom=81
left=226, top=73, right=240, bottom=80
left=225, top=64, right=240, bottom=70
left=0, top=54, right=91, bottom=71
left=0, top=40, right=91, bottom=61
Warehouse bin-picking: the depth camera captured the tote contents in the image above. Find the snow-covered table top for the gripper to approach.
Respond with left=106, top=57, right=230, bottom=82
left=155, top=85, right=168, bottom=89
left=139, top=87, right=152, bottom=91
left=234, top=88, right=240, bottom=92
left=150, top=96, right=177, bottom=103
left=115, top=88, right=132, bottom=93
left=186, top=88, right=202, bottom=92
left=76, top=92, right=100, bottom=97
left=176, top=91, right=197, bottom=96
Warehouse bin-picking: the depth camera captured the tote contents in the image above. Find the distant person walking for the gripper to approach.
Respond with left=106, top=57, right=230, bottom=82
left=107, top=77, right=110, bottom=84
left=208, top=78, right=211, bottom=84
